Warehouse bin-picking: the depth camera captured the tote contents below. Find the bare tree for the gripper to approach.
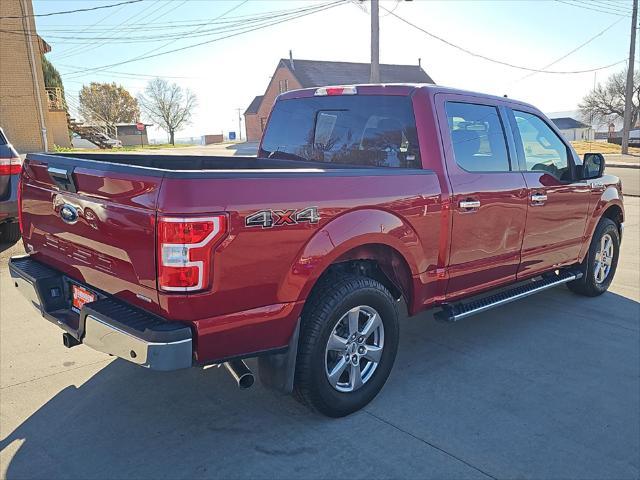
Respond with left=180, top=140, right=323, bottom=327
left=579, top=70, right=640, bottom=130
left=137, top=78, right=197, bottom=145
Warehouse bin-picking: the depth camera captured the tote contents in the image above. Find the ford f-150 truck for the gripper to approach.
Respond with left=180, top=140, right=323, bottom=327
left=9, top=84, right=624, bottom=417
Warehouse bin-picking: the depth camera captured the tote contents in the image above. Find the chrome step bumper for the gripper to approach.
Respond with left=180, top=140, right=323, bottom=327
left=9, top=255, right=193, bottom=371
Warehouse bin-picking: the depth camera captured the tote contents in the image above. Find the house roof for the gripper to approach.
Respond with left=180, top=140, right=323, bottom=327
left=550, top=117, right=590, bottom=130
left=244, top=95, right=264, bottom=115
left=280, top=58, right=435, bottom=87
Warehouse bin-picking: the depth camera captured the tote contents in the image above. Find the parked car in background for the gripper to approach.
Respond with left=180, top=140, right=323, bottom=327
left=96, top=132, right=122, bottom=148
left=9, top=84, right=624, bottom=417
left=0, top=127, right=21, bottom=244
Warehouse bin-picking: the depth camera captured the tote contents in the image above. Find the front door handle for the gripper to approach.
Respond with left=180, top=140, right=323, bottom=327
left=531, top=194, right=547, bottom=204
left=459, top=200, right=481, bottom=209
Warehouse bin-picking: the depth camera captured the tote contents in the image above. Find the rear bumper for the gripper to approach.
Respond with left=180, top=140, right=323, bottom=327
left=9, top=255, right=193, bottom=371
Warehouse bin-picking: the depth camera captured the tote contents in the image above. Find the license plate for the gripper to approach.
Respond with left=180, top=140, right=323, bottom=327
left=72, top=284, right=96, bottom=312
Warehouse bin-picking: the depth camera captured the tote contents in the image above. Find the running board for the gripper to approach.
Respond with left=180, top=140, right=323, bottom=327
left=434, top=270, right=582, bottom=323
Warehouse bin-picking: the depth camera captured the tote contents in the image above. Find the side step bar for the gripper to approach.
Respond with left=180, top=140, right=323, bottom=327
left=435, top=269, right=582, bottom=323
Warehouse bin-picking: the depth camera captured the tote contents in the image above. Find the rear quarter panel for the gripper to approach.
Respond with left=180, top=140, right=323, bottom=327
left=158, top=171, right=442, bottom=318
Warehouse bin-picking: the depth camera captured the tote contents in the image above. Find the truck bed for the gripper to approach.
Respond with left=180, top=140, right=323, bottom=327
left=34, top=153, right=418, bottom=175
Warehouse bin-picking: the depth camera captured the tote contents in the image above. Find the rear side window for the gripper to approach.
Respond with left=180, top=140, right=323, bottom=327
left=260, top=95, right=421, bottom=168
left=445, top=102, right=511, bottom=172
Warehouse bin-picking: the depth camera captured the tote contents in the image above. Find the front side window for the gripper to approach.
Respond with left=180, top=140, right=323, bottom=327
left=260, top=95, right=421, bottom=168
left=513, top=111, right=571, bottom=181
left=445, top=102, right=511, bottom=172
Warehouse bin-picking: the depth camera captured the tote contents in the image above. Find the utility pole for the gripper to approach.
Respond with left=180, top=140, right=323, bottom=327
left=621, top=0, right=638, bottom=155
left=235, top=108, right=243, bottom=141
left=370, top=0, right=380, bottom=83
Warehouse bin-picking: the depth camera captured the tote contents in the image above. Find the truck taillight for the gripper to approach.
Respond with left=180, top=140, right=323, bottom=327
left=157, top=215, right=228, bottom=292
left=0, top=156, right=22, bottom=175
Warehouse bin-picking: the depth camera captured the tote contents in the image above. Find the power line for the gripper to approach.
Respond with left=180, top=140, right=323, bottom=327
left=555, top=0, right=631, bottom=17
left=585, top=0, right=633, bottom=15
left=118, top=0, right=248, bottom=70
left=49, top=0, right=136, bottom=58
left=7, top=2, right=335, bottom=44
left=516, top=15, right=627, bottom=83
left=60, top=1, right=345, bottom=79
left=0, top=0, right=144, bottom=19
left=382, top=5, right=627, bottom=74
left=51, top=0, right=176, bottom=61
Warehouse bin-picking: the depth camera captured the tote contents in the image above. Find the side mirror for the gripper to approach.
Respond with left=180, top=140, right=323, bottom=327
left=581, top=152, right=605, bottom=180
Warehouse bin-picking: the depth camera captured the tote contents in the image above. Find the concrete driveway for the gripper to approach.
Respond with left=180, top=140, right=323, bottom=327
left=1, top=200, right=638, bottom=480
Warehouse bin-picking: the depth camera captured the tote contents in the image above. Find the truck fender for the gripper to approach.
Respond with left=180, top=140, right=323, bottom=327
left=578, top=186, right=624, bottom=262
left=278, top=208, right=425, bottom=305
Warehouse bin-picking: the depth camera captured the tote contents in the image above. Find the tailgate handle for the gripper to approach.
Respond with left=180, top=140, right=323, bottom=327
left=47, top=166, right=77, bottom=193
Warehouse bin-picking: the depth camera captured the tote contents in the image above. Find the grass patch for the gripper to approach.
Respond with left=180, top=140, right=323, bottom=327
left=117, top=143, right=193, bottom=151
left=570, top=141, right=640, bottom=155
left=53, top=143, right=194, bottom=153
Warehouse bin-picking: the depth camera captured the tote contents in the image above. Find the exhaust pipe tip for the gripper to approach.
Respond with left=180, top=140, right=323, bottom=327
left=223, top=360, right=255, bottom=389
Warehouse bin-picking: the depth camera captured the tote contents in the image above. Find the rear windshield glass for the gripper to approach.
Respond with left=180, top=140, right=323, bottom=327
left=259, top=95, right=421, bottom=169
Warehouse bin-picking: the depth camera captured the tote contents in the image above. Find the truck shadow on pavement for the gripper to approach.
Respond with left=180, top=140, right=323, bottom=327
left=1, top=288, right=639, bottom=479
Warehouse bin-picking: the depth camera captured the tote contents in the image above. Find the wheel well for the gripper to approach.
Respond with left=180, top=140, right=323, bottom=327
left=314, top=244, right=413, bottom=305
left=602, top=205, right=623, bottom=233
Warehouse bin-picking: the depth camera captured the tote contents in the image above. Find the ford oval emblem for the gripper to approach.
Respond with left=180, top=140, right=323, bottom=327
left=60, top=204, right=79, bottom=224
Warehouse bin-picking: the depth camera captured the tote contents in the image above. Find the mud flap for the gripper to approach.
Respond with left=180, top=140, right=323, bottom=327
left=257, top=318, right=300, bottom=393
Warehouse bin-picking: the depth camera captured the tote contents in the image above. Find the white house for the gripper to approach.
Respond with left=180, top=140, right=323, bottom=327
left=550, top=117, right=595, bottom=141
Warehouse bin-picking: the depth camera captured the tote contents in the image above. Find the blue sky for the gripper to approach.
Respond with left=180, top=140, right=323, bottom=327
left=33, top=0, right=636, bottom=141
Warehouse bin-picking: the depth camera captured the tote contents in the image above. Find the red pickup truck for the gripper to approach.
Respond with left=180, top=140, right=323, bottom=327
left=10, top=84, right=624, bottom=417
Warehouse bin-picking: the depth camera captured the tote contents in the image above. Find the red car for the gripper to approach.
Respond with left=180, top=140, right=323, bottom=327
left=10, top=84, right=623, bottom=417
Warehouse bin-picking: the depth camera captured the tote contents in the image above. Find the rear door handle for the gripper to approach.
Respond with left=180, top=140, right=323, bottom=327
left=459, top=200, right=481, bottom=209
left=531, top=194, right=547, bottom=204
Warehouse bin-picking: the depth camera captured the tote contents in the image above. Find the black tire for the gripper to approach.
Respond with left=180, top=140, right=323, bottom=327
left=0, top=222, right=20, bottom=245
left=294, top=273, right=399, bottom=417
left=567, top=218, right=619, bottom=297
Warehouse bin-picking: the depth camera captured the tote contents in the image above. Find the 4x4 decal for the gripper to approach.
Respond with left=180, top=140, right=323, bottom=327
left=245, top=207, right=320, bottom=228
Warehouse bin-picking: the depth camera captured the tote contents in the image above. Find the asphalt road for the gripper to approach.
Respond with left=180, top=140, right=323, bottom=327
left=1, top=200, right=638, bottom=479
left=607, top=166, right=640, bottom=197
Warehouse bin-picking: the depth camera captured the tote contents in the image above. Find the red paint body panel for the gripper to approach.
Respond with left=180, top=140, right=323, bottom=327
left=18, top=84, right=624, bottom=364
left=21, top=160, right=163, bottom=313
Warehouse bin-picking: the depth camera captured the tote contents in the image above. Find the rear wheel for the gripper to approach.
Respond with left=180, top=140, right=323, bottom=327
left=567, top=218, right=619, bottom=296
left=0, top=222, right=20, bottom=245
left=294, top=273, right=399, bottom=417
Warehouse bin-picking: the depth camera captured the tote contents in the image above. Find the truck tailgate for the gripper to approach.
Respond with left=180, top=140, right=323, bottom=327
left=20, top=155, right=162, bottom=312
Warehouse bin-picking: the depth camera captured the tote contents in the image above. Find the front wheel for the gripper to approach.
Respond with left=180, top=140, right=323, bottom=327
left=568, top=218, right=620, bottom=296
left=294, top=274, right=399, bottom=417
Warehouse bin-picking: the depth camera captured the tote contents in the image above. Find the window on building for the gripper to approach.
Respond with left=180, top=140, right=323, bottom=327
left=445, top=102, right=511, bottom=172
left=278, top=79, right=289, bottom=94
left=260, top=117, right=267, bottom=132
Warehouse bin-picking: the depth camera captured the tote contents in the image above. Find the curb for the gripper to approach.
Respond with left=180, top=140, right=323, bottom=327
left=607, top=163, right=640, bottom=169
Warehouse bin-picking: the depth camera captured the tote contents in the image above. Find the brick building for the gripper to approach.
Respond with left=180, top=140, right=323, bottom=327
left=0, top=0, right=70, bottom=152
left=244, top=56, right=434, bottom=142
